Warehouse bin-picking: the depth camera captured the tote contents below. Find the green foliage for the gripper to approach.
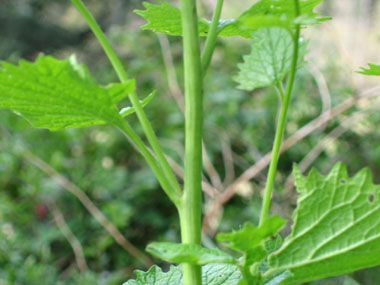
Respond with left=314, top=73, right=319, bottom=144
left=134, top=2, right=210, bottom=37
left=234, top=27, right=307, bottom=91
left=2, top=0, right=380, bottom=284
left=200, top=264, right=242, bottom=285
left=239, top=0, right=327, bottom=25
left=217, top=216, right=286, bottom=254
left=224, top=0, right=329, bottom=38
left=124, top=263, right=292, bottom=285
left=268, top=163, right=380, bottom=284
left=124, top=264, right=242, bottom=285
left=0, top=55, right=136, bottom=130
left=134, top=0, right=327, bottom=39
left=124, top=265, right=182, bottom=285
left=357, top=64, right=380, bottom=76
left=217, top=216, right=286, bottom=284
left=146, top=242, right=237, bottom=265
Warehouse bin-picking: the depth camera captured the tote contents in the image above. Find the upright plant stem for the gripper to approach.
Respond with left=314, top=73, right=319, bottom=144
left=179, top=0, right=204, bottom=283
left=259, top=0, right=301, bottom=227
left=201, top=0, right=224, bottom=74
left=70, top=0, right=182, bottom=201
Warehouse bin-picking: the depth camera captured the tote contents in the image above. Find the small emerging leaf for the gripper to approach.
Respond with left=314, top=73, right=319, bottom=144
left=268, top=163, right=380, bottom=284
left=0, top=55, right=135, bottom=130
left=217, top=216, right=286, bottom=253
left=234, top=27, right=307, bottom=91
left=146, top=242, right=236, bottom=265
left=259, top=234, right=284, bottom=274
left=119, top=90, right=156, bottom=117
left=357, top=63, right=380, bottom=76
left=217, top=216, right=286, bottom=284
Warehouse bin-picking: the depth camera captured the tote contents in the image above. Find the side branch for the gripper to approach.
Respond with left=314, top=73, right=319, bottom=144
left=49, top=201, right=88, bottom=273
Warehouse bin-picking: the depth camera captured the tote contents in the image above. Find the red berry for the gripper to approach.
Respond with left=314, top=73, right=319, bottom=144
left=35, top=204, right=48, bottom=220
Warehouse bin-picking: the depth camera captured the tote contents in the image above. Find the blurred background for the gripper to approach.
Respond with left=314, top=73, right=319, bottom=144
left=0, top=0, right=380, bottom=284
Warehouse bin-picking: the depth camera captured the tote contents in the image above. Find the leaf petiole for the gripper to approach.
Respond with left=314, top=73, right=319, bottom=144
left=259, top=0, right=301, bottom=227
left=201, top=0, right=224, bottom=74
left=119, top=90, right=156, bottom=117
left=70, top=0, right=182, bottom=205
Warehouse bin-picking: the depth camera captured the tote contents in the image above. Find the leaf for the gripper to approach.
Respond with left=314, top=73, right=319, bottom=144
left=234, top=27, right=307, bottom=91
left=217, top=216, right=286, bottom=284
left=0, top=55, right=135, bottom=130
left=217, top=216, right=286, bottom=253
left=240, top=0, right=326, bottom=23
left=202, top=264, right=243, bottom=285
left=234, top=0, right=328, bottom=38
left=119, top=90, right=156, bottom=117
left=146, top=221, right=285, bottom=285
left=123, top=265, right=182, bottom=285
left=134, top=0, right=327, bottom=39
left=268, top=163, right=380, bottom=284
left=146, top=242, right=237, bottom=265
left=357, top=64, right=380, bottom=76
left=259, top=234, right=283, bottom=274
left=124, top=264, right=242, bottom=285
left=124, top=263, right=291, bottom=285
left=134, top=2, right=210, bottom=37
left=264, top=234, right=283, bottom=254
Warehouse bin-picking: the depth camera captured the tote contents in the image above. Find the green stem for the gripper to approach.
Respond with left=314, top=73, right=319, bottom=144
left=179, top=0, right=204, bottom=283
left=259, top=0, right=301, bottom=227
left=201, top=0, right=224, bottom=74
left=71, top=0, right=182, bottom=200
left=128, top=90, right=182, bottom=198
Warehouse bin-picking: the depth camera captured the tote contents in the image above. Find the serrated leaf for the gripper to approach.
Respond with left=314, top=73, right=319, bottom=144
left=217, top=216, right=286, bottom=253
left=0, top=55, right=135, bottom=130
left=234, top=0, right=328, bottom=37
left=268, top=163, right=380, bottom=284
left=357, top=64, right=380, bottom=76
left=134, top=2, right=210, bottom=37
left=123, top=264, right=242, bottom=285
left=234, top=27, right=307, bottom=91
left=217, top=216, right=286, bottom=284
left=202, top=264, right=243, bottom=285
left=223, top=16, right=291, bottom=39
left=146, top=242, right=236, bottom=265
left=124, top=265, right=182, bottom=285
left=239, top=0, right=326, bottom=23
left=134, top=0, right=327, bottom=39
